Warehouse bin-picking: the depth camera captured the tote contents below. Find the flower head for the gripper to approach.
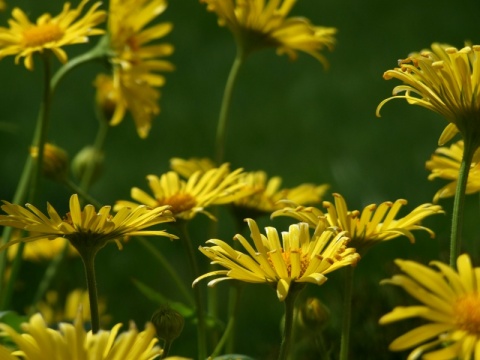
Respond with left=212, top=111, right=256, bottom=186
left=170, top=157, right=216, bottom=179
left=193, top=218, right=360, bottom=301
left=0, top=194, right=177, bottom=255
left=272, top=193, right=443, bottom=254
left=376, top=43, right=480, bottom=146
left=426, top=140, right=480, bottom=202
left=115, top=163, right=250, bottom=221
left=380, top=254, right=480, bottom=359
left=0, top=0, right=106, bottom=70
left=0, top=311, right=163, bottom=359
left=101, top=0, right=174, bottom=138
left=201, top=0, right=336, bottom=65
left=7, top=237, right=77, bottom=262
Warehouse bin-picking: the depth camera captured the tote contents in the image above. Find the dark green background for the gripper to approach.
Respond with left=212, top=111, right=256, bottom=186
left=1, top=0, right=480, bottom=358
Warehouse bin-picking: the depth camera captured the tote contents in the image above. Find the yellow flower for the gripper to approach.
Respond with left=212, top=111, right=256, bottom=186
left=170, top=157, right=216, bottom=178
left=380, top=254, right=480, bottom=359
left=0, top=0, right=106, bottom=70
left=7, top=237, right=77, bottom=262
left=0, top=194, right=177, bottom=254
left=193, top=218, right=360, bottom=301
left=201, top=0, right=336, bottom=65
left=0, top=311, right=164, bottom=359
left=115, top=163, right=250, bottom=221
left=102, top=0, right=175, bottom=138
left=376, top=43, right=480, bottom=146
left=272, top=193, right=443, bottom=254
left=0, top=1, right=6, bottom=12
left=232, top=171, right=329, bottom=217
left=36, top=288, right=110, bottom=326
left=426, top=140, right=480, bottom=202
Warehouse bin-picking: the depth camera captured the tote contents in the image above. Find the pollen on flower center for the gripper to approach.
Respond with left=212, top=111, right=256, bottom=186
left=160, top=194, right=196, bottom=215
left=268, top=250, right=310, bottom=278
left=454, top=294, right=480, bottom=333
left=22, top=23, right=64, bottom=47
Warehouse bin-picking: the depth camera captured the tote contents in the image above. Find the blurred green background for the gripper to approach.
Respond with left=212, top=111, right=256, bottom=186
left=1, top=0, right=480, bottom=358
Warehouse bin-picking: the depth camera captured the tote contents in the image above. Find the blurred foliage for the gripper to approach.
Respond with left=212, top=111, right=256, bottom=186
left=1, top=0, right=480, bottom=359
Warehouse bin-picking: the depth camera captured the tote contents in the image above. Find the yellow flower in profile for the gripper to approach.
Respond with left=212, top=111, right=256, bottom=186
left=36, top=288, right=110, bottom=326
left=272, top=193, right=443, bottom=254
left=232, top=171, right=329, bottom=218
left=0, top=0, right=106, bottom=70
left=201, top=0, right=336, bottom=65
left=376, top=43, right=480, bottom=147
left=7, top=237, right=77, bottom=262
left=380, top=254, right=480, bottom=359
left=102, top=0, right=175, bottom=138
left=426, top=140, right=480, bottom=202
left=0, top=311, right=164, bottom=359
left=170, top=157, right=216, bottom=179
left=116, top=163, right=250, bottom=221
left=193, top=218, right=360, bottom=301
left=0, top=194, right=177, bottom=254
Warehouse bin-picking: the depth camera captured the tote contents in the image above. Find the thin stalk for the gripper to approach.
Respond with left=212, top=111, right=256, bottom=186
left=450, top=136, right=477, bottom=268
left=80, top=119, right=109, bottom=192
left=137, top=236, right=194, bottom=308
left=79, top=250, right=101, bottom=333
left=278, top=285, right=303, bottom=360
left=177, top=221, right=207, bottom=360
left=64, top=179, right=103, bottom=209
left=215, top=48, right=245, bottom=164
left=339, top=266, right=354, bottom=360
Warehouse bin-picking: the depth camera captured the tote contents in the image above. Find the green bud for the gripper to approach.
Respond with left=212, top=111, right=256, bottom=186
left=298, top=297, right=330, bottom=331
left=71, top=146, right=104, bottom=185
left=31, top=143, right=69, bottom=182
left=151, top=305, right=185, bottom=342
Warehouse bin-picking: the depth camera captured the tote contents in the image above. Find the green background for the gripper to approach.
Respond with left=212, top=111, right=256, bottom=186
left=1, top=0, right=480, bottom=358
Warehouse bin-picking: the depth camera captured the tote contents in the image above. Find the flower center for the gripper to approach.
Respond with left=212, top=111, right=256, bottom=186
left=22, top=23, right=64, bottom=48
left=160, top=194, right=196, bottom=215
left=269, top=250, right=310, bottom=278
left=454, top=294, right=480, bottom=333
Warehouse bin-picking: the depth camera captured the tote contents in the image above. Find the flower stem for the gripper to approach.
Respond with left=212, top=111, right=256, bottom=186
left=339, top=266, right=354, bottom=360
left=215, top=48, right=245, bottom=164
left=177, top=221, right=207, bottom=360
left=450, top=136, right=477, bottom=268
left=80, top=119, right=109, bottom=192
left=278, top=285, right=303, bottom=360
left=79, top=250, right=101, bottom=333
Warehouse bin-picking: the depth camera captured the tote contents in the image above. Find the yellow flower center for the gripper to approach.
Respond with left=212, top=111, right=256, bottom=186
left=160, top=194, right=196, bottom=215
left=269, top=250, right=310, bottom=278
left=22, top=23, right=64, bottom=48
left=454, top=294, right=480, bottom=333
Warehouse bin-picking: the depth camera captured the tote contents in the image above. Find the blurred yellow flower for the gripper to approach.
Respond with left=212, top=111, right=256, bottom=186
left=201, top=0, right=336, bottom=65
left=377, top=43, right=480, bottom=146
left=116, top=163, right=250, bottom=221
left=0, top=0, right=106, bottom=70
left=170, top=157, right=216, bottom=178
left=0, top=0, right=6, bottom=12
left=103, top=0, right=175, bottom=138
left=7, top=237, right=77, bottom=262
left=0, top=311, right=163, bottom=359
left=426, top=140, right=480, bottom=202
left=272, top=193, right=443, bottom=254
left=380, top=254, right=480, bottom=359
left=193, top=218, right=360, bottom=301
left=0, top=194, right=177, bottom=254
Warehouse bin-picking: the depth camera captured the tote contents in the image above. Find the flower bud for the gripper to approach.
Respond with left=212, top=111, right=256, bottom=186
left=30, top=143, right=69, bottom=182
left=151, top=305, right=185, bottom=342
left=298, top=297, right=330, bottom=331
left=71, top=146, right=104, bottom=184
left=94, top=74, right=119, bottom=123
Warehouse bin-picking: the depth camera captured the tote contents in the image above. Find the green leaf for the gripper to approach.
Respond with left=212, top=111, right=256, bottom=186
left=131, top=278, right=194, bottom=318
left=0, top=311, right=27, bottom=332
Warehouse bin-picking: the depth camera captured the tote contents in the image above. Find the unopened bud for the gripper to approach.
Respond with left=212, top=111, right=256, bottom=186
left=298, top=297, right=330, bottom=331
left=30, top=143, right=69, bottom=182
left=151, top=305, right=185, bottom=342
left=72, top=146, right=104, bottom=184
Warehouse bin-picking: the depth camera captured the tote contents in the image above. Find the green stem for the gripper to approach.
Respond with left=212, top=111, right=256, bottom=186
left=137, top=236, right=194, bottom=307
left=450, top=136, right=476, bottom=268
left=63, top=179, right=103, bottom=209
left=215, top=49, right=245, bottom=164
left=339, top=266, right=354, bottom=360
left=177, top=221, right=207, bottom=360
left=80, top=120, right=109, bottom=192
left=79, top=250, right=101, bottom=333
left=278, top=285, right=303, bottom=360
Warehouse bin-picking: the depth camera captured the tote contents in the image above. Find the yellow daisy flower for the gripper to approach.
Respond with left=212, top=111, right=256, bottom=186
left=0, top=0, right=106, bottom=70
left=272, top=193, right=443, bottom=254
left=201, top=0, right=336, bottom=65
left=193, top=218, right=360, bottom=301
left=7, top=237, right=77, bottom=262
left=101, top=0, right=174, bottom=138
left=0, top=311, right=164, bottom=359
left=232, top=170, right=329, bottom=217
left=426, top=140, right=480, bottom=202
left=0, top=194, right=177, bottom=254
left=380, top=254, right=480, bottom=359
left=376, top=43, right=480, bottom=146
left=115, top=163, right=250, bottom=221
left=170, top=157, right=216, bottom=179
